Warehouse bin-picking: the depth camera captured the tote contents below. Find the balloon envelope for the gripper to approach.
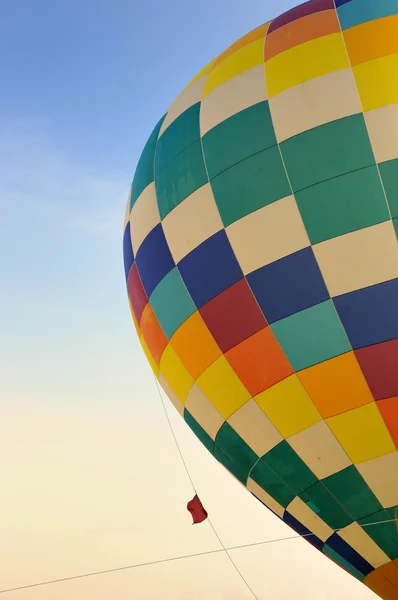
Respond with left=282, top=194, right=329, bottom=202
left=123, top=1, right=398, bottom=597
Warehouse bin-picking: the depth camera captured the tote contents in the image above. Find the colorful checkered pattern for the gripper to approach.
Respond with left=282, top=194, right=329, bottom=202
left=123, top=1, right=398, bottom=597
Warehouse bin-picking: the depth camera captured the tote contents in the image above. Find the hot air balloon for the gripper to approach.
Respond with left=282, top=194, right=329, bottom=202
left=123, top=0, right=398, bottom=597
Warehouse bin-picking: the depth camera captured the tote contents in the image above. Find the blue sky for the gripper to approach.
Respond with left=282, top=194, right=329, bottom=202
left=0, top=1, right=378, bottom=598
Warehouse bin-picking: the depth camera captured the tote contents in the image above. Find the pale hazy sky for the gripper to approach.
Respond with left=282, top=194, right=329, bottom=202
left=0, top=1, right=380, bottom=598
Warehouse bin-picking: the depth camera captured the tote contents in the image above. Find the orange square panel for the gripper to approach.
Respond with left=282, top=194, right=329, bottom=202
left=225, top=327, right=293, bottom=397
left=298, top=352, right=374, bottom=418
left=140, top=303, right=168, bottom=365
left=170, top=312, right=222, bottom=380
left=377, top=396, right=398, bottom=448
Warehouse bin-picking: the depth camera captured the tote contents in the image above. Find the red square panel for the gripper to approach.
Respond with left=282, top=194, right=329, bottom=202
left=199, top=278, right=267, bottom=352
left=355, top=339, right=398, bottom=400
left=127, top=263, right=148, bottom=325
left=377, top=397, right=398, bottom=448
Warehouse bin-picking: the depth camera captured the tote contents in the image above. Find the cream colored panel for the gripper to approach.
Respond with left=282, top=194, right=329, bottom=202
left=365, top=103, right=398, bottom=163
left=159, top=373, right=185, bottom=418
left=313, top=221, right=398, bottom=297
left=357, top=452, right=398, bottom=509
left=124, top=188, right=132, bottom=230
left=162, top=183, right=223, bottom=264
left=200, top=65, right=267, bottom=135
left=129, top=182, right=160, bottom=255
left=228, top=399, right=283, bottom=457
left=160, top=76, right=206, bottom=135
left=338, top=523, right=390, bottom=569
left=247, top=478, right=285, bottom=518
left=270, top=69, right=362, bottom=143
left=185, top=384, right=224, bottom=441
left=286, top=497, right=334, bottom=542
left=226, top=195, right=310, bottom=275
left=288, top=421, right=351, bottom=479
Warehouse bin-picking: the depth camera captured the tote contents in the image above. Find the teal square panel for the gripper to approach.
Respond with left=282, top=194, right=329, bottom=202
left=295, top=166, right=390, bottom=244
left=184, top=409, right=214, bottom=454
left=250, top=458, right=295, bottom=508
left=149, top=267, right=196, bottom=339
left=359, top=509, right=398, bottom=560
left=215, top=422, right=259, bottom=478
left=131, top=115, right=166, bottom=208
left=271, top=300, right=351, bottom=371
left=261, top=441, right=317, bottom=495
left=211, top=145, right=291, bottom=227
left=300, top=482, right=353, bottom=530
left=155, top=141, right=208, bottom=219
left=155, top=104, right=201, bottom=174
left=322, top=466, right=382, bottom=522
left=214, top=445, right=249, bottom=485
left=379, top=158, right=398, bottom=219
left=280, top=114, right=375, bottom=193
left=323, top=546, right=365, bottom=582
left=202, top=101, right=277, bottom=180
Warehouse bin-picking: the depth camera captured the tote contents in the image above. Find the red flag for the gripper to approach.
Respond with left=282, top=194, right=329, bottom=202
left=187, top=494, right=208, bottom=524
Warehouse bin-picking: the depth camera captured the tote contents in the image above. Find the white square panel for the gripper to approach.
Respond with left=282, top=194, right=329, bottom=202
left=247, top=478, right=285, bottom=518
left=228, top=399, right=283, bottom=457
left=365, top=102, right=398, bottom=163
left=357, top=451, right=398, bottom=509
left=161, top=183, right=223, bottom=264
left=313, top=221, right=398, bottom=297
left=185, top=384, right=224, bottom=441
left=129, top=182, right=160, bottom=255
left=286, top=497, right=334, bottom=542
left=226, top=195, right=310, bottom=275
left=338, top=522, right=390, bottom=569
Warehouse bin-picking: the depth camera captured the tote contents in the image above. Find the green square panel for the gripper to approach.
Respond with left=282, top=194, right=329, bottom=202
left=300, top=482, right=353, bottom=530
left=295, top=166, right=390, bottom=244
left=322, top=466, right=382, bottom=522
left=215, top=422, right=259, bottom=478
left=280, top=114, right=375, bottom=193
left=149, top=267, right=196, bottom=339
left=250, top=458, right=295, bottom=508
left=379, top=158, right=398, bottom=218
left=323, top=546, right=365, bottom=582
left=202, top=101, right=277, bottom=180
left=184, top=409, right=214, bottom=454
left=214, top=445, right=249, bottom=485
left=261, top=441, right=317, bottom=495
left=131, top=115, right=166, bottom=208
left=155, top=141, right=208, bottom=219
left=155, top=104, right=201, bottom=174
left=359, top=509, right=398, bottom=560
left=211, top=145, right=291, bottom=227
left=271, top=300, right=351, bottom=372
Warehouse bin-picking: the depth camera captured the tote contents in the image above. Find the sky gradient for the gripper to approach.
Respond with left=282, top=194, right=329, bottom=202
left=0, top=1, right=380, bottom=598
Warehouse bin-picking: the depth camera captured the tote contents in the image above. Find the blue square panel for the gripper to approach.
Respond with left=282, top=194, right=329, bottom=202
left=334, top=278, right=398, bottom=349
left=247, top=247, right=330, bottom=324
left=123, top=222, right=134, bottom=280
left=178, top=230, right=243, bottom=308
left=135, top=223, right=175, bottom=298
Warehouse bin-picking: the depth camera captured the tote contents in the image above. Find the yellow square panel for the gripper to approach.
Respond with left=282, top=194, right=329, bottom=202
left=226, top=195, right=310, bottom=275
left=338, top=522, right=390, bottom=569
left=255, top=375, right=322, bottom=439
left=269, top=68, right=362, bottom=143
left=140, top=336, right=160, bottom=379
left=365, top=103, right=398, bottom=163
left=313, top=221, right=398, bottom=297
left=288, top=421, right=352, bottom=480
left=265, top=33, right=349, bottom=98
left=228, top=399, right=283, bottom=457
left=203, top=39, right=265, bottom=97
left=357, top=452, right=398, bottom=509
left=159, top=344, right=195, bottom=403
left=159, top=373, right=185, bottom=418
left=162, top=183, right=223, bottom=264
left=326, top=403, right=396, bottom=464
left=185, top=384, right=224, bottom=441
left=286, top=497, right=334, bottom=542
left=354, top=54, right=398, bottom=112
left=247, top=478, right=285, bottom=518
left=196, top=356, right=251, bottom=420
left=183, top=57, right=218, bottom=91
left=200, top=65, right=267, bottom=135
left=160, top=76, right=205, bottom=135
left=129, top=182, right=160, bottom=255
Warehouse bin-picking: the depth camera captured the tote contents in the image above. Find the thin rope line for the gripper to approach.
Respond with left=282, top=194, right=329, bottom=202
left=1, top=518, right=396, bottom=595
left=154, top=377, right=261, bottom=599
